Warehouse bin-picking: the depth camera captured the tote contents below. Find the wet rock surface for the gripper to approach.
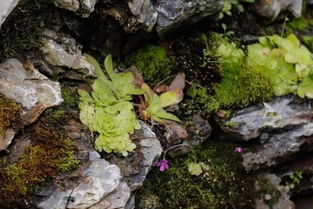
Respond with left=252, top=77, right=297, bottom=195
left=0, top=58, right=62, bottom=150
left=218, top=96, right=313, bottom=172
left=54, top=0, right=98, bottom=17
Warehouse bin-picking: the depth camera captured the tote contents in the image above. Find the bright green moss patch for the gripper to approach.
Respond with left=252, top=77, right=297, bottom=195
left=124, top=44, right=173, bottom=84
left=0, top=109, right=78, bottom=208
left=136, top=140, right=255, bottom=209
left=0, top=0, right=55, bottom=62
left=288, top=17, right=313, bottom=31
left=61, top=87, right=79, bottom=107
left=0, top=95, right=22, bottom=137
left=302, top=35, right=313, bottom=51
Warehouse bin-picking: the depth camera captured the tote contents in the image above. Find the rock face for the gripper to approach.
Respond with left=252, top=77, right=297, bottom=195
left=128, top=0, right=158, bottom=32
left=0, top=58, right=63, bottom=150
left=155, top=0, right=223, bottom=34
left=253, top=0, right=303, bottom=20
left=218, top=96, right=313, bottom=172
left=54, top=0, right=98, bottom=17
left=0, top=0, right=20, bottom=27
left=41, top=30, right=96, bottom=78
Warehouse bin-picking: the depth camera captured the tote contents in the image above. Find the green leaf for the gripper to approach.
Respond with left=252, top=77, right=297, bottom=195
left=160, top=91, right=180, bottom=108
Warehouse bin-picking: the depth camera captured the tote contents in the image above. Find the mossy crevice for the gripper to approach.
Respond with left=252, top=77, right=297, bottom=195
left=0, top=108, right=79, bottom=208
left=124, top=44, right=173, bottom=84
left=0, top=94, right=22, bottom=137
left=0, top=0, right=56, bottom=62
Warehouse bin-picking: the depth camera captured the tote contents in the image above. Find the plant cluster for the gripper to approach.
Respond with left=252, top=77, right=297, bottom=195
left=219, top=0, right=255, bottom=19
left=79, top=55, right=142, bottom=156
left=202, top=33, right=313, bottom=112
left=248, top=34, right=313, bottom=98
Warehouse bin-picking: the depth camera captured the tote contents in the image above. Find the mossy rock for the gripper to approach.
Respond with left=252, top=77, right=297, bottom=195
left=0, top=107, right=79, bottom=208
left=124, top=44, right=173, bottom=84
left=136, top=140, right=255, bottom=209
left=0, top=94, right=22, bottom=137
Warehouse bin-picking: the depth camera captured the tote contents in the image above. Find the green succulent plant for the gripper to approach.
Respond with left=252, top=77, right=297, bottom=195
left=79, top=55, right=142, bottom=156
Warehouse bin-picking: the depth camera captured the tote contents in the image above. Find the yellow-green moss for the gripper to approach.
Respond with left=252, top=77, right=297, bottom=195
left=0, top=109, right=78, bottom=208
left=61, top=87, right=78, bottom=107
left=288, top=17, right=313, bottom=31
left=136, top=140, right=255, bottom=209
left=124, top=44, right=173, bottom=84
left=0, top=95, right=22, bottom=137
left=0, top=0, right=55, bottom=62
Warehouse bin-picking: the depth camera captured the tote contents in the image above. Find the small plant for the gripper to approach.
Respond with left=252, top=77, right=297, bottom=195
left=79, top=55, right=142, bottom=156
left=218, top=0, right=255, bottom=19
left=287, top=171, right=303, bottom=189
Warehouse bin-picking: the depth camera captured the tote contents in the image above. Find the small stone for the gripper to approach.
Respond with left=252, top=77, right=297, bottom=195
left=264, top=194, right=272, bottom=200
left=69, top=132, right=80, bottom=139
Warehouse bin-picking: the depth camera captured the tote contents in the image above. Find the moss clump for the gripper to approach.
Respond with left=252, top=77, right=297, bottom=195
left=302, top=35, right=313, bottom=51
left=0, top=95, right=22, bottom=137
left=136, top=140, right=254, bottom=209
left=288, top=17, right=313, bottom=31
left=61, top=87, right=79, bottom=107
left=0, top=110, right=79, bottom=208
left=124, top=44, right=173, bottom=84
left=0, top=0, right=56, bottom=62
left=257, top=177, right=279, bottom=207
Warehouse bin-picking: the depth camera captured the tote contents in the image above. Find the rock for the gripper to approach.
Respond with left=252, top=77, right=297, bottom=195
left=0, top=58, right=63, bottom=149
left=107, top=121, right=163, bottom=191
left=218, top=96, right=313, bottom=172
left=37, top=151, right=121, bottom=209
left=255, top=174, right=294, bottom=209
left=0, top=0, right=20, bottom=27
left=155, top=0, right=223, bottom=34
left=218, top=96, right=313, bottom=141
left=41, top=30, right=96, bottom=78
left=54, top=0, right=98, bottom=17
left=128, top=0, right=158, bottom=32
left=89, top=182, right=131, bottom=209
left=253, top=0, right=303, bottom=20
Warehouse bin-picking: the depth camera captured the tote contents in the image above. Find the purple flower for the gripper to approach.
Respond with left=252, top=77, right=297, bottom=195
left=156, top=160, right=169, bottom=172
left=235, top=147, right=243, bottom=153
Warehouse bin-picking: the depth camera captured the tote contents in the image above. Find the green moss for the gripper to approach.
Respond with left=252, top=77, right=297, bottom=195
left=136, top=140, right=254, bottom=209
left=61, top=87, right=78, bottom=107
left=124, top=44, right=173, bottom=84
left=302, top=35, right=313, bottom=51
left=0, top=0, right=56, bottom=62
left=0, top=95, right=22, bottom=137
left=0, top=109, right=79, bottom=208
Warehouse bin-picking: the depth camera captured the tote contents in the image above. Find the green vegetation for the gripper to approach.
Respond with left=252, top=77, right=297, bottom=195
left=219, top=0, right=255, bottom=19
left=200, top=33, right=313, bottom=113
left=0, top=0, right=55, bottom=62
left=79, top=55, right=142, bottom=156
left=0, top=110, right=78, bottom=208
left=257, top=177, right=279, bottom=207
left=141, top=83, right=180, bottom=124
left=286, top=171, right=303, bottom=189
left=288, top=17, right=313, bottom=31
left=0, top=95, right=22, bottom=138
left=136, top=140, right=254, bottom=209
left=124, top=44, right=172, bottom=84
left=204, top=33, right=273, bottom=112
left=61, top=87, right=79, bottom=107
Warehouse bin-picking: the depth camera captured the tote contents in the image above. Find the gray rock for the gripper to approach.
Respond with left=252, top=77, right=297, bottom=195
left=255, top=174, right=294, bottom=209
left=219, top=96, right=313, bottom=141
left=54, top=0, right=97, bottom=17
left=37, top=151, right=121, bottom=209
left=89, top=182, right=131, bottom=209
left=253, top=0, right=303, bottom=20
left=41, top=30, right=96, bottom=78
left=218, top=96, right=313, bottom=172
left=0, top=0, right=20, bottom=27
left=155, top=0, right=223, bottom=34
left=0, top=58, right=63, bottom=150
left=128, top=0, right=158, bottom=32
